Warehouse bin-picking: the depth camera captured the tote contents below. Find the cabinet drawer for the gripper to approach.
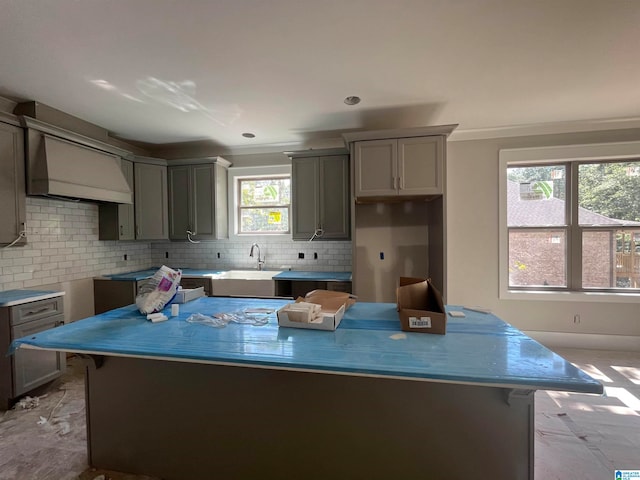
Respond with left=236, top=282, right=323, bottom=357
left=11, top=297, right=64, bottom=326
left=326, top=281, right=352, bottom=293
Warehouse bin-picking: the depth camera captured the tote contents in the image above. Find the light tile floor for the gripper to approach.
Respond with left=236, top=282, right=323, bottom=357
left=535, top=348, right=640, bottom=480
left=0, top=348, right=638, bottom=479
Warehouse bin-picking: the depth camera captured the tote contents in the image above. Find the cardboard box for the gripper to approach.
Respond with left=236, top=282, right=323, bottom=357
left=396, top=277, right=447, bottom=334
left=277, top=290, right=354, bottom=331
left=173, top=286, right=205, bottom=303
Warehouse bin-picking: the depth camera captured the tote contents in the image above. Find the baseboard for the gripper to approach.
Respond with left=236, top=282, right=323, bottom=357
left=524, top=330, right=640, bottom=352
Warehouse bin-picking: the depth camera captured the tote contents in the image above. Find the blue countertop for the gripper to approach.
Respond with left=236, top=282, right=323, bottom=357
left=103, top=268, right=351, bottom=282
left=104, top=268, right=225, bottom=281
left=9, top=297, right=602, bottom=394
left=0, top=290, right=65, bottom=307
left=273, top=271, right=352, bottom=282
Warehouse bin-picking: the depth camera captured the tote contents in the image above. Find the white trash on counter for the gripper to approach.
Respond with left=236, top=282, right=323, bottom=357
left=135, top=265, right=182, bottom=314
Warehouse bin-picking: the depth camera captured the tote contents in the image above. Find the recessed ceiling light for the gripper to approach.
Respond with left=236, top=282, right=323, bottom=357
left=242, top=132, right=256, bottom=138
left=344, top=96, right=361, bottom=106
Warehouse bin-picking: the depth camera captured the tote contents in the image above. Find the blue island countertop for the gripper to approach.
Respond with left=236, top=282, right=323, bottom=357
left=10, top=297, right=602, bottom=395
left=0, top=289, right=65, bottom=307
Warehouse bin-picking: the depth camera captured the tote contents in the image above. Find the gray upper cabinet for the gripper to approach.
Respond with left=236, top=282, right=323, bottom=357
left=0, top=120, right=26, bottom=246
left=354, top=135, right=444, bottom=197
left=168, top=159, right=230, bottom=241
left=134, top=161, right=169, bottom=240
left=292, top=154, right=349, bottom=240
left=99, top=159, right=135, bottom=240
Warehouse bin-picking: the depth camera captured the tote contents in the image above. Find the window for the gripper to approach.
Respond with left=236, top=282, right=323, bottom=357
left=500, top=142, right=640, bottom=298
left=237, top=176, right=290, bottom=234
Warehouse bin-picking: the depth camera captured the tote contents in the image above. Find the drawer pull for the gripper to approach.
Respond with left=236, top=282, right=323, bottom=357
left=25, top=306, right=51, bottom=315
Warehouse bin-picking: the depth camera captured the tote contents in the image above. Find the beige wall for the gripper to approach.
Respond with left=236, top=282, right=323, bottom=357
left=446, top=128, right=640, bottom=337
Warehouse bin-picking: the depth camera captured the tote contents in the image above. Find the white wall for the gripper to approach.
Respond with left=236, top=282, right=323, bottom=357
left=446, top=128, right=640, bottom=343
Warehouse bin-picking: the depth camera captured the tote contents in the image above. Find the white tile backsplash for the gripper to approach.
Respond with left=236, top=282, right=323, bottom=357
left=150, top=238, right=352, bottom=272
left=0, top=197, right=352, bottom=292
left=0, top=197, right=153, bottom=291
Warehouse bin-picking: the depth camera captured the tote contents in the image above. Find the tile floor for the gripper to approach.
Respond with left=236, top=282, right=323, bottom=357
left=0, top=348, right=638, bottom=480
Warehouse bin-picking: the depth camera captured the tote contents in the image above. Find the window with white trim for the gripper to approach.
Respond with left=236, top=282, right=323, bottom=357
left=237, top=175, right=291, bottom=234
left=500, top=142, right=640, bottom=297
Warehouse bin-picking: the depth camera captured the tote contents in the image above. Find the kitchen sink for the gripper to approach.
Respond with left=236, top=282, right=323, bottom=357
left=208, top=270, right=282, bottom=297
left=210, top=270, right=280, bottom=280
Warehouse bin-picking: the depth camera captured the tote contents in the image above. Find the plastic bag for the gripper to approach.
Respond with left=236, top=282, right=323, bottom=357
left=135, top=266, right=182, bottom=314
left=186, top=308, right=272, bottom=328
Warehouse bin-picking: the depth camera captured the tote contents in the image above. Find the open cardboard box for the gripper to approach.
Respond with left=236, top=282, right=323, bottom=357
left=396, top=277, right=447, bottom=334
left=277, top=290, right=355, bottom=331
left=173, top=286, right=205, bottom=303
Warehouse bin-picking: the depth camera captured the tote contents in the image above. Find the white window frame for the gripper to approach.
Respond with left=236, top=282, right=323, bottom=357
left=228, top=165, right=291, bottom=239
left=499, top=140, right=640, bottom=303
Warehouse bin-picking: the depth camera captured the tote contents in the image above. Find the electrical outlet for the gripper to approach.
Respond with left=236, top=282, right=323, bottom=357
left=298, top=252, right=305, bottom=259
left=380, top=252, right=384, bottom=260
left=165, top=252, right=169, bottom=259
left=217, top=252, right=221, bottom=259
left=573, top=314, right=581, bottom=324
left=124, top=254, right=128, bottom=261
left=314, top=252, right=318, bottom=260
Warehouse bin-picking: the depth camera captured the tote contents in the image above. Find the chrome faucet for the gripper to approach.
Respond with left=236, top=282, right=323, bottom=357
left=249, top=243, right=265, bottom=270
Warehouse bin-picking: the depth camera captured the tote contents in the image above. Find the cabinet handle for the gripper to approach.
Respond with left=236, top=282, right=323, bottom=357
left=120, top=225, right=123, bottom=236
left=25, top=306, right=50, bottom=316
left=187, top=230, right=200, bottom=244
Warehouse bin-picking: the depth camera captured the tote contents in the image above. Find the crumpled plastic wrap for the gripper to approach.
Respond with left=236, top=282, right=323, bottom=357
left=186, top=308, right=273, bottom=328
left=135, top=265, right=182, bottom=314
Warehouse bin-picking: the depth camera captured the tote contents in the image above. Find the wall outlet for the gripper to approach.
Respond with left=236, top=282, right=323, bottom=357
left=314, top=252, right=318, bottom=260
left=165, top=252, right=169, bottom=259
left=298, top=252, right=305, bottom=259
left=217, top=252, right=221, bottom=259
left=124, top=254, right=128, bottom=261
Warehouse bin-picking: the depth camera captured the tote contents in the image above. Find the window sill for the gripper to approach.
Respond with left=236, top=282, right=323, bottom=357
left=500, top=289, right=640, bottom=303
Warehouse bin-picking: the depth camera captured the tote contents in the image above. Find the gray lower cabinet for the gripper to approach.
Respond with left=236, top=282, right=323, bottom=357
left=291, top=154, right=350, bottom=240
left=275, top=280, right=352, bottom=298
left=93, top=278, right=151, bottom=314
left=180, top=277, right=212, bottom=296
left=135, top=161, right=169, bottom=240
left=0, top=119, right=26, bottom=246
left=99, top=158, right=135, bottom=240
left=0, top=297, right=65, bottom=410
left=168, top=160, right=229, bottom=241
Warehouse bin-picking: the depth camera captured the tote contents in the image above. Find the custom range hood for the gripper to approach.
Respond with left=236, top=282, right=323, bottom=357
left=20, top=116, right=133, bottom=204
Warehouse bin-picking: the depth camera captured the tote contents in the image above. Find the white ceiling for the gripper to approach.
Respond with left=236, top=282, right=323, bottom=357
left=2, top=0, right=640, bottom=152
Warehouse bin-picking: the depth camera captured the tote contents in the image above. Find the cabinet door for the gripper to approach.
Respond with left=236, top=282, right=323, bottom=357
left=135, top=162, right=169, bottom=240
left=354, top=139, right=397, bottom=197
left=168, top=165, right=191, bottom=240
left=191, top=164, right=217, bottom=240
left=214, top=163, right=228, bottom=239
left=319, top=155, right=350, bottom=239
left=12, top=314, right=65, bottom=397
left=0, top=122, right=26, bottom=245
left=292, top=158, right=319, bottom=240
left=398, top=136, right=443, bottom=195
left=118, top=159, right=135, bottom=240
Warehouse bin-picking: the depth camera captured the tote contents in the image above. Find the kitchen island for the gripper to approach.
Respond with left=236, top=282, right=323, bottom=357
left=10, top=297, right=602, bottom=480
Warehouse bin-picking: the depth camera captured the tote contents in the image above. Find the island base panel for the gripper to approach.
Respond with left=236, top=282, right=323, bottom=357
left=85, top=356, right=533, bottom=480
